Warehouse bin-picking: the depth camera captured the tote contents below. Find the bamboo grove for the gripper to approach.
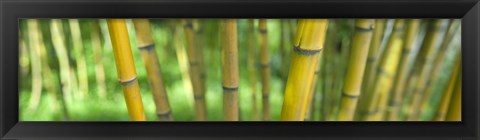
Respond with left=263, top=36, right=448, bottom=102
left=19, top=19, right=461, bottom=121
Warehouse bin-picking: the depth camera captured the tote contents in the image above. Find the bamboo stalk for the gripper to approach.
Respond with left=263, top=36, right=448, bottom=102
left=26, top=19, right=43, bottom=112
left=221, top=19, right=239, bottom=121
left=281, top=19, right=328, bottom=121
left=336, top=19, right=374, bottom=121
left=183, top=19, right=207, bottom=121
left=433, top=52, right=461, bottom=121
left=304, top=59, right=322, bottom=121
left=406, top=20, right=444, bottom=121
left=133, top=19, right=173, bottom=121
left=90, top=20, right=108, bottom=98
left=356, top=19, right=405, bottom=121
left=50, top=19, right=73, bottom=119
left=385, top=19, right=421, bottom=121
left=320, top=20, right=338, bottom=121
left=247, top=19, right=259, bottom=120
left=418, top=19, right=461, bottom=118
left=107, top=19, right=146, bottom=121
left=258, top=19, right=271, bottom=121
left=68, top=19, right=89, bottom=99
left=445, top=68, right=461, bottom=121
left=360, top=19, right=386, bottom=97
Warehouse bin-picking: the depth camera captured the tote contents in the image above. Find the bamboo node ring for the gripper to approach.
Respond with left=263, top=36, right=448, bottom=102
left=293, top=46, right=322, bottom=56
left=119, top=77, right=138, bottom=86
left=222, top=86, right=238, bottom=92
left=139, top=44, right=155, bottom=51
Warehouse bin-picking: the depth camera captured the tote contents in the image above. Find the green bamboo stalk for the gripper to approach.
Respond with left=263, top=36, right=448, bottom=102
left=418, top=19, right=461, bottom=119
left=68, top=19, right=89, bottom=99
left=259, top=19, right=271, bottom=121
left=406, top=19, right=444, bottom=121
left=247, top=19, right=259, bottom=120
left=90, top=20, right=108, bottom=98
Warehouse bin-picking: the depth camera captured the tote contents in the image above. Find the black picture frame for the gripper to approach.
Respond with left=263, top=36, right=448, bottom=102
left=1, top=0, right=479, bottom=140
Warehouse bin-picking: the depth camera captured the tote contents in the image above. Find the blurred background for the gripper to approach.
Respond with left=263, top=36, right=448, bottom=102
left=18, top=19, right=461, bottom=121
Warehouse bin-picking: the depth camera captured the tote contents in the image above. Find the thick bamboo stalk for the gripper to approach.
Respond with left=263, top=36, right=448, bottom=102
left=304, top=59, right=322, bottom=121
left=221, top=19, right=239, bottom=121
left=69, top=19, right=89, bottom=99
left=107, top=19, right=146, bottom=121
left=183, top=19, right=207, bottom=121
left=133, top=19, right=173, bottom=121
left=419, top=19, right=461, bottom=118
left=386, top=19, right=421, bottom=121
left=90, top=20, right=108, bottom=98
left=406, top=20, right=444, bottom=121
left=433, top=52, right=461, bottom=121
left=258, top=19, right=271, bottom=121
left=50, top=19, right=73, bottom=119
left=26, top=19, right=43, bottom=112
left=247, top=19, right=259, bottom=120
left=336, top=19, right=374, bottom=121
left=281, top=19, right=328, bottom=121
left=356, top=19, right=405, bottom=121
left=445, top=69, right=461, bottom=121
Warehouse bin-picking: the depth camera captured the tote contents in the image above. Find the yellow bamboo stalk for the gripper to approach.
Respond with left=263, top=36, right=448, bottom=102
left=183, top=19, right=207, bottom=121
left=258, top=19, right=271, bottom=121
left=26, top=19, right=43, bottom=112
left=419, top=19, right=461, bottom=117
left=336, top=19, right=374, bottom=121
left=107, top=19, right=146, bottom=121
left=445, top=69, right=461, bottom=121
left=90, top=20, right=108, bottom=98
left=133, top=19, right=173, bottom=121
left=281, top=19, right=328, bottom=121
left=356, top=19, right=405, bottom=121
left=304, top=59, right=321, bottom=121
left=406, top=20, right=444, bottom=121
left=69, top=19, right=89, bottom=99
left=433, top=52, right=461, bottom=121
left=360, top=19, right=386, bottom=99
left=247, top=19, right=259, bottom=120
left=385, top=19, right=421, bottom=121
left=222, top=19, right=239, bottom=121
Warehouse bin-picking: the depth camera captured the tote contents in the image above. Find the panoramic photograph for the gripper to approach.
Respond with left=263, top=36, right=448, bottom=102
left=18, top=19, right=461, bottom=121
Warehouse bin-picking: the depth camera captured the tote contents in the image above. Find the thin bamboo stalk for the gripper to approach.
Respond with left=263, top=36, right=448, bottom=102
left=247, top=19, right=259, bottom=120
left=385, top=19, right=421, bottom=121
left=406, top=20, right=444, bottom=121
left=133, top=19, right=173, bottom=121
left=418, top=19, right=461, bottom=118
left=69, top=19, right=89, bottom=99
left=90, top=20, right=108, bottom=98
left=360, top=19, right=386, bottom=97
left=26, top=19, right=43, bottom=112
left=281, top=19, right=328, bottom=121
left=50, top=19, right=73, bottom=119
left=221, top=19, right=239, bottom=121
left=258, top=19, right=271, bottom=121
left=107, top=19, right=146, bottom=121
left=445, top=69, right=461, bottom=121
left=433, top=52, right=461, bottom=121
left=356, top=19, right=405, bottom=121
left=183, top=19, right=207, bottom=121
left=336, top=19, right=374, bottom=121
